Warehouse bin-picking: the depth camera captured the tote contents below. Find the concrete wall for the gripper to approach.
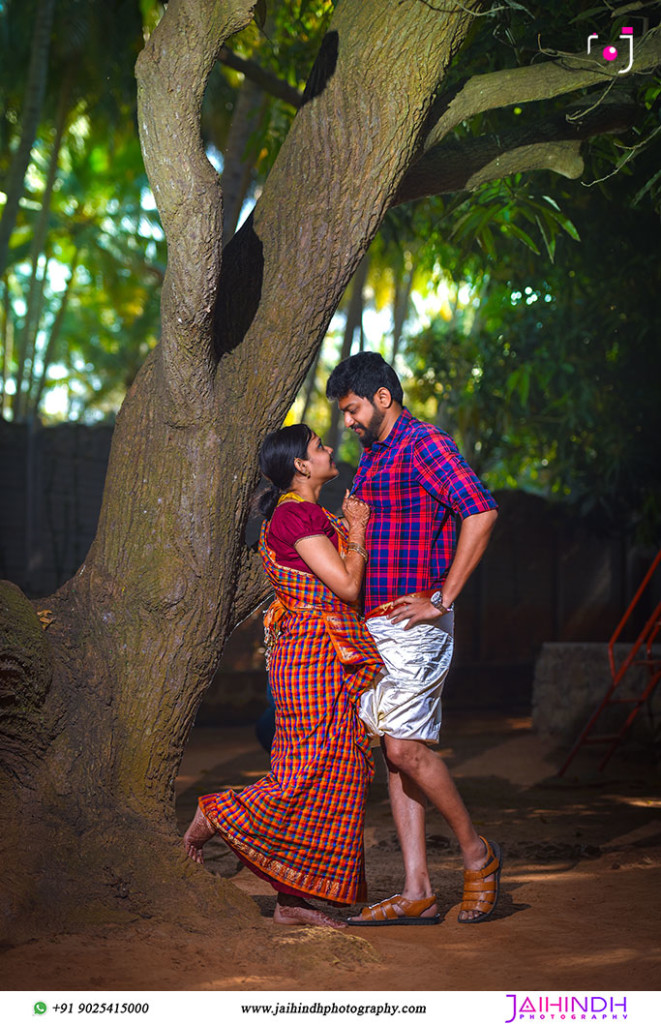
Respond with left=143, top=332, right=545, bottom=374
left=0, top=420, right=112, bottom=597
left=532, top=641, right=661, bottom=743
left=2, top=420, right=659, bottom=723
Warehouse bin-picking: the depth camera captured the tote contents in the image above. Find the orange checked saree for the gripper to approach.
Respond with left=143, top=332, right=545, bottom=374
left=199, top=507, right=382, bottom=904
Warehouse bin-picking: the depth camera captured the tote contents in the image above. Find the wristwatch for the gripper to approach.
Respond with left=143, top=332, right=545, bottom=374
left=430, top=590, right=451, bottom=615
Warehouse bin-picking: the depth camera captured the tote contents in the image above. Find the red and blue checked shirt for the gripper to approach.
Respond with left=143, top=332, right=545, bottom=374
left=351, top=409, right=497, bottom=615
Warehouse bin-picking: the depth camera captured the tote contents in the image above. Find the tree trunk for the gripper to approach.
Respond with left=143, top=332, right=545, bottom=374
left=299, top=344, right=323, bottom=425
left=14, top=71, right=73, bottom=421
left=30, top=250, right=80, bottom=417
left=328, top=252, right=369, bottom=452
left=12, top=254, right=49, bottom=421
left=0, top=0, right=57, bottom=278
left=1, top=277, right=13, bottom=417
left=391, top=264, right=414, bottom=362
left=0, top=0, right=482, bottom=944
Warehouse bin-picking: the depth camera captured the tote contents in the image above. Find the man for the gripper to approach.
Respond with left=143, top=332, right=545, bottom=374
left=326, top=351, right=500, bottom=926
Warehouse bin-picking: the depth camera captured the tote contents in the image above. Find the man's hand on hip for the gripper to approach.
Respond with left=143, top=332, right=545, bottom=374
left=388, top=595, right=444, bottom=630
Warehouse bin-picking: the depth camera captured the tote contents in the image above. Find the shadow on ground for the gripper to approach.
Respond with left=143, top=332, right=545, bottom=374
left=2, top=713, right=660, bottom=991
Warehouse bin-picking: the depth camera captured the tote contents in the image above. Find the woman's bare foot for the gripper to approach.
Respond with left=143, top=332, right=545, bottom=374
left=273, top=893, right=347, bottom=929
left=183, top=805, right=216, bottom=865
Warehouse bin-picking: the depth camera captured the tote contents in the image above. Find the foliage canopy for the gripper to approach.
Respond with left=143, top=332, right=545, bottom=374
left=0, top=0, right=659, bottom=534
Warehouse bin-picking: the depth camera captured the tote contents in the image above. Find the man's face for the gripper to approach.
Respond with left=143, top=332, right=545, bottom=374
left=338, top=391, right=385, bottom=448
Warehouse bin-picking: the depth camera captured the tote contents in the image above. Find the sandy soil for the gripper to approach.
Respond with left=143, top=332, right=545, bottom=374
left=2, top=712, right=661, bottom=992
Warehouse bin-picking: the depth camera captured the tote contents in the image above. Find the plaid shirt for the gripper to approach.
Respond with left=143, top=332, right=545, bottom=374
left=351, top=409, right=497, bottom=614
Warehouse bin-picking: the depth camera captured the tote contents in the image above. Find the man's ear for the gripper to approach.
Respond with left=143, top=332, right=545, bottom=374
left=374, top=387, right=393, bottom=410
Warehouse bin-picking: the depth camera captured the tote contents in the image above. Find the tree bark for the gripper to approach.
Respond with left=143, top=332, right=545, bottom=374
left=328, top=252, right=369, bottom=453
left=1, top=0, right=266, bottom=944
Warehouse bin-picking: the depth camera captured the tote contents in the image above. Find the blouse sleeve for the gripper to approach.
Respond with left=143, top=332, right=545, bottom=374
left=269, top=501, right=336, bottom=548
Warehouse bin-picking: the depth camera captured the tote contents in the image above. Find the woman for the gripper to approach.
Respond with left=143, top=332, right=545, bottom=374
left=183, top=424, right=382, bottom=928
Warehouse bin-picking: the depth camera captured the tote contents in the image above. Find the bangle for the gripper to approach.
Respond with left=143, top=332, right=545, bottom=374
left=347, top=542, right=368, bottom=562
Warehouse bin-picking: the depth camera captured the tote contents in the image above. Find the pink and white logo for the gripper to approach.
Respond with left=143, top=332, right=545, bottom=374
left=587, top=26, right=634, bottom=73
left=505, top=993, right=629, bottom=1022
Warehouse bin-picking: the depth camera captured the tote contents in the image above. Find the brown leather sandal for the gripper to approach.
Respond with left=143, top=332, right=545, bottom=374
left=459, top=836, right=502, bottom=924
left=347, top=894, right=440, bottom=926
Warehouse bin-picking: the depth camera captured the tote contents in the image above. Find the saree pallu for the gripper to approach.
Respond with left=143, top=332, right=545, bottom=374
left=199, top=512, right=382, bottom=905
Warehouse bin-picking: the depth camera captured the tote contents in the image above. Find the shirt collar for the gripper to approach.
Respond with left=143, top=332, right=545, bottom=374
left=371, top=407, right=412, bottom=451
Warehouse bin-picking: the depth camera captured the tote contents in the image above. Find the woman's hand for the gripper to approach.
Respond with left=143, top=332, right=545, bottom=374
left=295, top=493, right=370, bottom=603
left=342, top=490, right=370, bottom=530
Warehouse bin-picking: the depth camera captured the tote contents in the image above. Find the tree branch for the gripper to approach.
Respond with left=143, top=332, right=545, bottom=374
left=423, top=26, right=661, bottom=152
left=135, top=0, right=259, bottom=413
left=396, top=101, right=638, bottom=203
left=219, top=46, right=303, bottom=108
left=214, top=0, right=483, bottom=416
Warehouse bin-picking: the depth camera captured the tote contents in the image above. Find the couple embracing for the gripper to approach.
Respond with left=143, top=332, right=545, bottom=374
left=184, top=352, right=501, bottom=929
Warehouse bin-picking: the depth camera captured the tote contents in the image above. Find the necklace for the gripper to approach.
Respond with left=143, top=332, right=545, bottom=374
left=277, top=490, right=306, bottom=506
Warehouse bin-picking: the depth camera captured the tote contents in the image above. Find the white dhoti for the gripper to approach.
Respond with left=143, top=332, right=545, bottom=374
left=359, top=609, right=454, bottom=745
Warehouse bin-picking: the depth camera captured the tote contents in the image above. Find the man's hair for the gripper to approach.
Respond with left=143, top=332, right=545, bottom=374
left=326, top=351, right=403, bottom=405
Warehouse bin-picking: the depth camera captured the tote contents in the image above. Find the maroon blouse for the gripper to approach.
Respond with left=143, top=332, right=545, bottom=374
left=267, top=501, right=339, bottom=573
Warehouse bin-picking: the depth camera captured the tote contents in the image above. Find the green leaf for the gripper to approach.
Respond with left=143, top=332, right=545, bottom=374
left=254, top=0, right=267, bottom=30
left=480, top=226, right=496, bottom=260
left=632, top=168, right=661, bottom=208
left=569, top=7, right=608, bottom=24
left=535, top=215, right=556, bottom=263
left=503, top=223, right=541, bottom=256
left=544, top=205, right=580, bottom=242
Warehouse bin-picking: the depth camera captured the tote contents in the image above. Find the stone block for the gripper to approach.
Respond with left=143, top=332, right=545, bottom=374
left=532, top=641, right=661, bottom=742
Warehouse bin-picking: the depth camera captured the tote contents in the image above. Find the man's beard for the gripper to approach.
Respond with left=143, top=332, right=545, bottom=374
left=355, top=405, right=385, bottom=448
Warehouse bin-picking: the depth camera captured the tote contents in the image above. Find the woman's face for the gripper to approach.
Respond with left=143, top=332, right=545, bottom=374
left=300, top=433, right=337, bottom=485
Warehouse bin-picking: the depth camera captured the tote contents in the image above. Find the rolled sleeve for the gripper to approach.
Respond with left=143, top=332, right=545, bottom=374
left=412, top=433, right=498, bottom=519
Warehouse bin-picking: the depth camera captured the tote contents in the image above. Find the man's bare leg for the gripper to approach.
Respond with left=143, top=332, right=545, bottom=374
left=383, top=755, right=442, bottom=918
left=274, top=894, right=347, bottom=929
left=387, top=762, right=431, bottom=895
left=384, top=735, right=496, bottom=922
left=347, top=745, right=439, bottom=923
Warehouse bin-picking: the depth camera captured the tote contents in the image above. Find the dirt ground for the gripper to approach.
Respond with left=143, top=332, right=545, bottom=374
left=3, top=711, right=661, bottom=992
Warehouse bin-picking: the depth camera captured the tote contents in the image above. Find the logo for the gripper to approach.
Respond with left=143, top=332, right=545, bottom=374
left=587, top=26, right=634, bottom=73
left=505, top=993, right=628, bottom=1022
left=33, top=1004, right=47, bottom=1016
